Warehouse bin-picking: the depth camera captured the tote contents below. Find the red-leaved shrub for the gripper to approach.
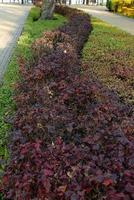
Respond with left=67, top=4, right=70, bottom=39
left=2, top=137, right=134, bottom=200
left=1, top=5, right=134, bottom=200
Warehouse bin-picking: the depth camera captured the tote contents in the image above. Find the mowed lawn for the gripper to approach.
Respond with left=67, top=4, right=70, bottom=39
left=82, top=18, right=134, bottom=105
left=0, top=7, right=66, bottom=171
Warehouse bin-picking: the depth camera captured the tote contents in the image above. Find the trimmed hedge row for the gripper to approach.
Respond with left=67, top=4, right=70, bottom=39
left=1, top=6, right=134, bottom=200
left=55, top=5, right=92, bottom=53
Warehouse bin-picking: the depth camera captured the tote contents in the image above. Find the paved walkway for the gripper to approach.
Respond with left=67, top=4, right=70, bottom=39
left=71, top=5, right=134, bottom=35
left=0, top=4, right=30, bottom=81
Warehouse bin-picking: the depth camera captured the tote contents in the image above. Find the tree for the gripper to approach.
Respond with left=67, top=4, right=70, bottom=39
left=62, top=0, right=66, bottom=4
left=41, top=0, right=55, bottom=19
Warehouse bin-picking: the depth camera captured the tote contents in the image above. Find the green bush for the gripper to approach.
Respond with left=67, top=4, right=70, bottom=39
left=29, top=6, right=41, bottom=21
left=106, top=0, right=117, bottom=12
left=106, top=0, right=112, bottom=11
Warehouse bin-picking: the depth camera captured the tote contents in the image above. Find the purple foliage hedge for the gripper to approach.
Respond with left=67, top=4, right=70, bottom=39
left=1, top=5, right=134, bottom=200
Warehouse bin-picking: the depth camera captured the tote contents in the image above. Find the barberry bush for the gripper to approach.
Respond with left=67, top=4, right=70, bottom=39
left=1, top=5, right=134, bottom=200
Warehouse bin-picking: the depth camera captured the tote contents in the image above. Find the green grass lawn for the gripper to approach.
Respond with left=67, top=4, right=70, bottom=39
left=82, top=17, right=134, bottom=105
left=0, top=7, right=66, bottom=171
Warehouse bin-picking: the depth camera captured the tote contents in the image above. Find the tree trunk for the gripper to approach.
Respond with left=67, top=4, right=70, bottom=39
left=86, top=0, right=89, bottom=4
left=62, top=0, right=66, bottom=4
left=41, top=0, right=55, bottom=19
left=83, top=0, right=85, bottom=4
left=69, top=0, right=71, bottom=4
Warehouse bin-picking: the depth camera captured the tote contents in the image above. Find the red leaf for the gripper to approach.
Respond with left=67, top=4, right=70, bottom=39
left=57, top=185, right=67, bottom=193
left=103, top=178, right=113, bottom=186
left=2, top=175, right=8, bottom=184
left=44, top=169, right=53, bottom=177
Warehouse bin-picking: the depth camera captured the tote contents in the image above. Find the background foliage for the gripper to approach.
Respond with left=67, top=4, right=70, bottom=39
left=106, top=0, right=134, bottom=17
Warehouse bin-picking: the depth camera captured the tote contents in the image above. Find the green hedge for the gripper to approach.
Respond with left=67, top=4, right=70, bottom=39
left=29, top=6, right=41, bottom=21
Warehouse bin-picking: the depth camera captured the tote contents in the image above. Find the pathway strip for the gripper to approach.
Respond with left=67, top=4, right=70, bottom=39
left=0, top=4, right=31, bottom=81
left=71, top=5, right=134, bottom=35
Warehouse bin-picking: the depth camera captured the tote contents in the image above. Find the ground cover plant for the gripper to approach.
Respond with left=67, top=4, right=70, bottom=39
left=82, top=18, right=134, bottom=105
left=0, top=7, right=66, bottom=171
left=1, top=5, right=134, bottom=200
